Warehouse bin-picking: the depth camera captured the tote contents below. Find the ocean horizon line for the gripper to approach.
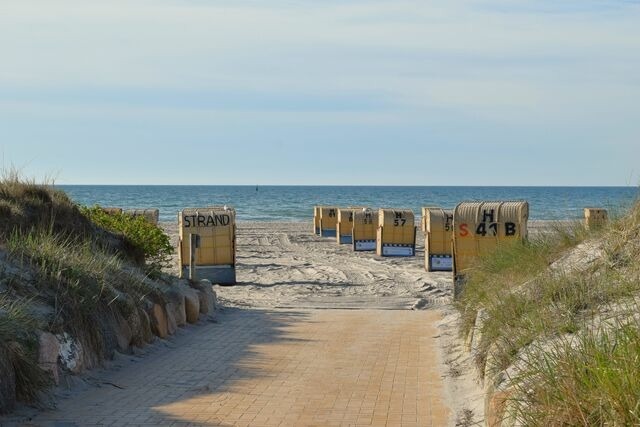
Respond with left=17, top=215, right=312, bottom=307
left=58, top=184, right=639, bottom=189
left=58, top=185, right=639, bottom=222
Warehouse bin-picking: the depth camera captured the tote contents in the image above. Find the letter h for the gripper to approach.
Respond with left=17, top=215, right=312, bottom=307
left=482, top=209, right=495, bottom=223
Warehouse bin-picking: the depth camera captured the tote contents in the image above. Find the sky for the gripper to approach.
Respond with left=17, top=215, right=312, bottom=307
left=1, top=0, right=639, bottom=186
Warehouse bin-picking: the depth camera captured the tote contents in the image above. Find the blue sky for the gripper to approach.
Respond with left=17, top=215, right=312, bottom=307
left=1, top=0, right=639, bottom=185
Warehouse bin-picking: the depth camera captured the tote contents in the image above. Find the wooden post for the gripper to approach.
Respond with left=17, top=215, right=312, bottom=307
left=189, top=233, right=199, bottom=282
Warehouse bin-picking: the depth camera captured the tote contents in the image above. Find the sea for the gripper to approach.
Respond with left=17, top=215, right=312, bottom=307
left=58, top=185, right=639, bottom=223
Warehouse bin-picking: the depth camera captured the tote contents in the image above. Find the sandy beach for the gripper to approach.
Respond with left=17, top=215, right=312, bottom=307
left=162, top=219, right=561, bottom=310
left=162, top=221, right=454, bottom=310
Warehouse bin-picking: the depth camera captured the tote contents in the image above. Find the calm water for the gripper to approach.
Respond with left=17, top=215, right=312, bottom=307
left=58, top=185, right=638, bottom=222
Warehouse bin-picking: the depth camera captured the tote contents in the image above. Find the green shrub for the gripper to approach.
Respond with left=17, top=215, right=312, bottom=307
left=81, top=206, right=173, bottom=276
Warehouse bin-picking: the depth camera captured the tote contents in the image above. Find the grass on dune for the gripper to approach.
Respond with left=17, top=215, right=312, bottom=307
left=510, top=317, right=640, bottom=426
left=0, top=296, right=50, bottom=403
left=456, top=220, right=595, bottom=343
left=456, top=200, right=640, bottom=425
left=0, top=172, right=172, bottom=405
left=6, top=229, right=160, bottom=319
left=0, top=169, right=91, bottom=240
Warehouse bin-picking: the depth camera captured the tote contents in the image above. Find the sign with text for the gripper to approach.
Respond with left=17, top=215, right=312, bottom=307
left=424, top=208, right=454, bottom=272
left=319, top=206, right=339, bottom=238
left=353, top=208, right=378, bottom=252
left=453, top=201, right=529, bottom=278
left=178, top=206, right=237, bottom=284
left=376, top=209, right=417, bottom=257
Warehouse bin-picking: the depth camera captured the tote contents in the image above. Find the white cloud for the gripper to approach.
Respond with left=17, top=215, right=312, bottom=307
left=1, top=0, right=639, bottom=122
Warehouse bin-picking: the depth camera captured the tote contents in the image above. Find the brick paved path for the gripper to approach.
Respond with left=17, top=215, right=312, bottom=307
left=13, top=309, right=451, bottom=426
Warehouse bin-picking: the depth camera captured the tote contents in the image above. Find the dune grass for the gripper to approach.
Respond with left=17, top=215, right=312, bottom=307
left=456, top=220, right=594, bottom=343
left=0, top=296, right=50, bottom=403
left=511, top=318, right=640, bottom=426
left=0, top=169, right=90, bottom=239
left=0, top=172, right=168, bottom=405
left=455, top=201, right=640, bottom=425
left=6, top=229, right=159, bottom=319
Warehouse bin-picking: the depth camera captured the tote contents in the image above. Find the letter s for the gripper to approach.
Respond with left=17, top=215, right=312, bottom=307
left=460, top=223, right=469, bottom=237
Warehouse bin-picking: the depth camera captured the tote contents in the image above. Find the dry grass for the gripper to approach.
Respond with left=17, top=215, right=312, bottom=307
left=0, top=296, right=50, bottom=403
left=6, top=229, right=161, bottom=324
left=0, top=169, right=90, bottom=239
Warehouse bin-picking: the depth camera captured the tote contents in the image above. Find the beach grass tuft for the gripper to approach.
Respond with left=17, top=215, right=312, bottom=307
left=0, top=168, right=89, bottom=239
left=0, top=296, right=50, bottom=404
left=510, top=317, right=640, bottom=426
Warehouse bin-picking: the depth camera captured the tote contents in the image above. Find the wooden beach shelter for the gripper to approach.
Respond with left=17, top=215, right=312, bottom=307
left=313, top=206, right=322, bottom=235
left=452, top=201, right=529, bottom=281
left=319, top=206, right=339, bottom=238
left=352, top=208, right=379, bottom=251
left=336, top=207, right=366, bottom=245
left=124, top=208, right=160, bottom=225
left=424, top=208, right=454, bottom=272
left=584, top=208, right=608, bottom=230
left=421, top=207, right=440, bottom=233
left=178, top=206, right=237, bottom=285
left=376, top=209, right=417, bottom=256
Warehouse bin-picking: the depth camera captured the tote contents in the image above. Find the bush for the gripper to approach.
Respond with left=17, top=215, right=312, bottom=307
left=81, top=206, right=173, bottom=276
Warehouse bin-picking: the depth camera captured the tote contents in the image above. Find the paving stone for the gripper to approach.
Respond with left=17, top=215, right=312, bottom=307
left=3, top=309, right=451, bottom=426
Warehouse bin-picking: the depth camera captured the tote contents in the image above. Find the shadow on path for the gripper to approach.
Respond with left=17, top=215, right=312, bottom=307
left=2, top=308, right=313, bottom=427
